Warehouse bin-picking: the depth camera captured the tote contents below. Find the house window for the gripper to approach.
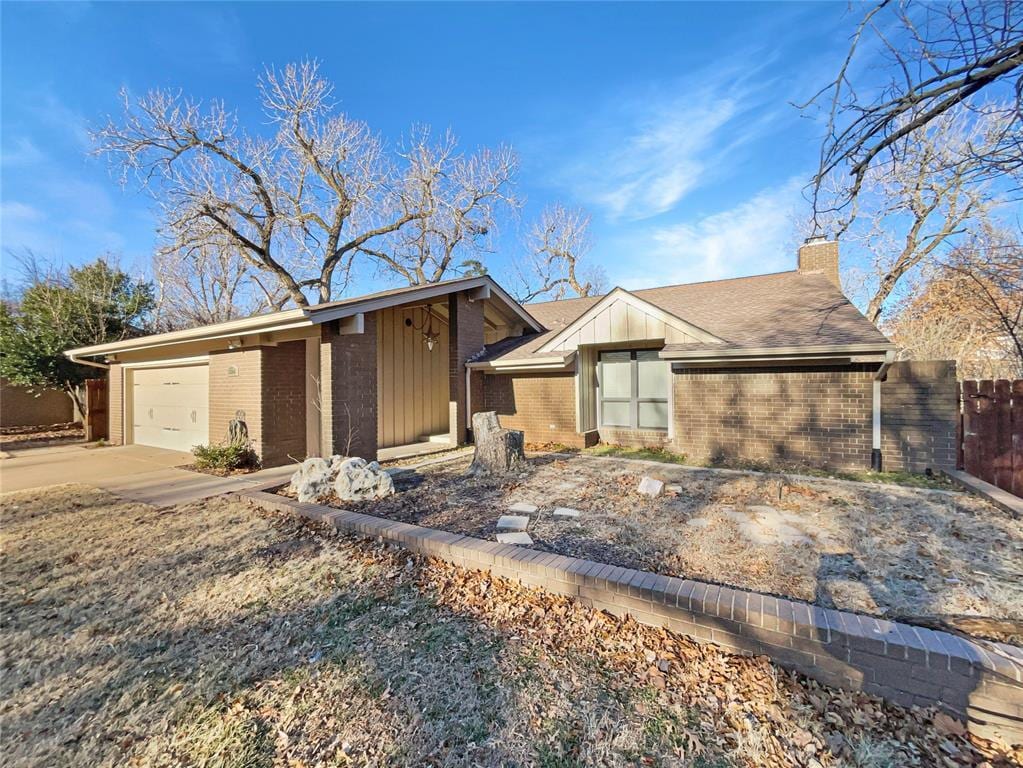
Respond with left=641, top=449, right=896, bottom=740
left=598, top=350, right=669, bottom=430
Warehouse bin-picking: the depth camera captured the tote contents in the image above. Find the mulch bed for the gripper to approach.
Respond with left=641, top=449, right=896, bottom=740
left=279, top=453, right=1023, bottom=644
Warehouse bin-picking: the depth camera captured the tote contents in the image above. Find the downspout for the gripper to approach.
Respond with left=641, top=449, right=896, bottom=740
left=65, top=351, right=110, bottom=371
left=871, top=350, right=895, bottom=471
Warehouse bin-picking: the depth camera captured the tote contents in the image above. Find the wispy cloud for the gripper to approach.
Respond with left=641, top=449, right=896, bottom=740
left=0, top=137, right=46, bottom=167
left=548, top=67, right=782, bottom=221
left=604, top=177, right=807, bottom=289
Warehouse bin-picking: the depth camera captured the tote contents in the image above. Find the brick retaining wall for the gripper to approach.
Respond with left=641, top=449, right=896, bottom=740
left=240, top=484, right=1023, bottom=747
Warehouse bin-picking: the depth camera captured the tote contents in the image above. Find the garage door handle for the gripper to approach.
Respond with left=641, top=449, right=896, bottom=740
left=162, top=427, right=181, bottom=432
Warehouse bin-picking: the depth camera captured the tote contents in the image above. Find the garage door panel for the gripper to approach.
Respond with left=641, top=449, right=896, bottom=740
left=130, top=364, right=209, bottom=452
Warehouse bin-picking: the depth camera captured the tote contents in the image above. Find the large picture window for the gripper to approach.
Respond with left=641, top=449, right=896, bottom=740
left=598, top=350, right=669, bottom=430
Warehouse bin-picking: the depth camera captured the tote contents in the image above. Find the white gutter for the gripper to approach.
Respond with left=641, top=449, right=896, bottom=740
left=67, top=352, right=110, bottom=370
left=466, top=352, right=575, bottom=372
left=659, top=342, right=896, bottom=360
left=871, top=350, right=896, bottom=471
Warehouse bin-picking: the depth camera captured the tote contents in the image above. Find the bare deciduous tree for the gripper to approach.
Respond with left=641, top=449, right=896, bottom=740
left=813, top=112, right=1001, bottom=323
left=514, top=204, right=607, bottom=302
left=944, top=224, right=1023, bottom=374
left=95, top=61, right=516, bottom=306
left=801, top=0, right=1023, bottom=221
left=151, top=244, right=284, bottom=330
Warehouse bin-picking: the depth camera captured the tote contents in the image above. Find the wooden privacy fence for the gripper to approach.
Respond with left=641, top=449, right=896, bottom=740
left=84, top=378, right=109, bottom=442
left=959, top=379, right=1023, bottom=498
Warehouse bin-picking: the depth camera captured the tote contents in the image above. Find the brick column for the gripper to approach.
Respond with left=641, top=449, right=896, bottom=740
left=320, top=314, right=378, bottom=459
left=209, top=347, right=265, bottom=457
left=108, top=364, right=123, bottom=445
left=448, top=292, right=485, bottom=444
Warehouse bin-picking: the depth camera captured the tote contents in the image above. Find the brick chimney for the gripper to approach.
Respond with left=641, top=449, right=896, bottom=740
left=798, top=236, right=841, bottom=290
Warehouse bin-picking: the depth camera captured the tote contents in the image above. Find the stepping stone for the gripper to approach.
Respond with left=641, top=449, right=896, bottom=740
left=496, top=531, right=534, bottom=545
left=508, top=502, right=538, bottom=514
left=496, top=514, right=529, bottom=532
left=637, top=477, right=665, bottom=497
left=666, top=484, right=682, bottom=494
left=552, top=506, right=581, bottom=518
left=686, top=517, right=711, bottom=528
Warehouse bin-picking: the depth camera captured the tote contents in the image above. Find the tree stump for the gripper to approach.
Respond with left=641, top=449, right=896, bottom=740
left=467, top=411, right=527, bottom=476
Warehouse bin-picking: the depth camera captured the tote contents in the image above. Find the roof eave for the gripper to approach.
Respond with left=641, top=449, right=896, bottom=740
left=64, top=310, right=313, bottom=359
left=308, top=275, right=544, bottom=333
left=659, top=342, right=896, bottom=362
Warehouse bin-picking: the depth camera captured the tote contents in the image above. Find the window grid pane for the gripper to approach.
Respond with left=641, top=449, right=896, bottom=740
left=599, top=349, right=668, bottom=431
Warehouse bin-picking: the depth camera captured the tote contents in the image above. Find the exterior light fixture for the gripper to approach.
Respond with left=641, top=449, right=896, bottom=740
left=405, top=307, right=440, bottom=352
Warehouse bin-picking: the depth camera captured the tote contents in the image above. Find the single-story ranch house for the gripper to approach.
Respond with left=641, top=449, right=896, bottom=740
left=65, top=239, right=958, bottom=472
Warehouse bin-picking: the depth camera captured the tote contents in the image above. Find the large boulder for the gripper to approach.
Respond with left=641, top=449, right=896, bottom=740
left=289, top=457, right=334, bottom=503
left=334, top=457, right=395, bottom=501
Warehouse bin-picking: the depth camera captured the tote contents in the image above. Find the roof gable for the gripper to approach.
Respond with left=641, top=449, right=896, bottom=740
left=537, top=287, right=722, bottom=354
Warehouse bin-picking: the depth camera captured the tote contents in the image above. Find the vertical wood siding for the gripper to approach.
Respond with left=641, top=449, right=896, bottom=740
left=551, top=296, right=699, bottom=351
left=376, top=305, right=450, bottom=448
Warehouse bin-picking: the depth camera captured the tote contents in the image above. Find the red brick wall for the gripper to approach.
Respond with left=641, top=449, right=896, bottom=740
left=482, top=372, right=583, bottom=447
left=108, top=364, right=123, bottom=445
left=448, top=292, right=485, bottom=444
left=321, top=316, right=377, bottom=460
left=260, top=340, right=307, bottom=466
left=671, top=365, right=875, bottom=469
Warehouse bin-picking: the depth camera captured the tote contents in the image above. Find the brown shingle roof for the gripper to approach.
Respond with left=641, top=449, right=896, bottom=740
left=476, top=271, right=890, bottom=364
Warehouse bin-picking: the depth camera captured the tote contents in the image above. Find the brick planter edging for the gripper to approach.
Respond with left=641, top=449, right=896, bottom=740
left=239, top=484, right=1023, bottom=747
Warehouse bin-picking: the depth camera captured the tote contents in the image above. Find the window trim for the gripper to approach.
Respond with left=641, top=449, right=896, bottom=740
left=597, top=349, right=669, bottom=431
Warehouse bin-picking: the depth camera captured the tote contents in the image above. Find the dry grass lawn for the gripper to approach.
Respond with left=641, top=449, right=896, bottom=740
left=325, top=454, right=1023, bottom=641
left=1, top=483, right=1019, bottom=767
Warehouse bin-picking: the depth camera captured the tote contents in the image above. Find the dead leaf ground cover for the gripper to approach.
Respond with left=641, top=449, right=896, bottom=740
left=0, top=422, right=84, bottom=450
left=322, top=454, right=1023, bottom=640
left=3, top=483, right=1019, bottom=766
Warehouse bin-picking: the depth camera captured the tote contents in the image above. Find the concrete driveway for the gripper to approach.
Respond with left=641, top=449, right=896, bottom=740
left=0, top=443, right=294, bottom=506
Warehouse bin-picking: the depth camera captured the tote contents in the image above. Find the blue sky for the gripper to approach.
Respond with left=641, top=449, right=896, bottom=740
left=2, top=1, right=865, bottom=297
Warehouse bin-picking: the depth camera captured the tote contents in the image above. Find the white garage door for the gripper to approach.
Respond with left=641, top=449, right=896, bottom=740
left=131, top=365, right=209, bottom=452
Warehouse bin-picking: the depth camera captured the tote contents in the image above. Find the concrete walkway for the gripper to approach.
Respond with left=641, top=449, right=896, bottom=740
left=0, top=443, right=295, bottom=506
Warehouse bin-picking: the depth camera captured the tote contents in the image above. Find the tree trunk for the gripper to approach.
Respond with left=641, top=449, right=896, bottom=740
left=467, top=411, right=527, bottom=476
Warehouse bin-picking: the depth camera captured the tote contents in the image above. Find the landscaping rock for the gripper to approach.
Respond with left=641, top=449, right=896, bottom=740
left=290, top=457, right=335, bottom=503
left=496, top=531, right=534, bottom=545
left=334, top=457, right=395, bottom=501
left=553, top=507, right=582, bottom=518
left=496, top=514, right=529, bottom=532
left=637, top=477, right=664, bottom=497
left=508, top=502, right=539, bottom=514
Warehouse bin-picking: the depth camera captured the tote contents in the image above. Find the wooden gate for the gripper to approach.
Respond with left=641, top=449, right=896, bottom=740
left=960, top=379, right=1023, bottom=498
left=84, top=378, right=109, bottom=442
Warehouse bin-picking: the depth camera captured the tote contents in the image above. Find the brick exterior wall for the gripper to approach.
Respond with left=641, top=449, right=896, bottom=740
left=321, top=316, right=377, bottom=460
left=482, top=372, right=583, bottom=447
left=598, top=427, right=671, bottom=449
left=448, top=292, right=485, bottom=444
left=0, top=379, right=74, bottom=427
left=260, top=340, right=307, bottom=467
left=245, top=485, right=1023, bottom=747
left=209, top=347, right=265, bottom=456
left=797, top=239, right=840, bottom=288
left=671, top=365, right=875, bottom=469
left=881, top=360, right=957, bottom=473
left=108, top=364, right=123, bottom=445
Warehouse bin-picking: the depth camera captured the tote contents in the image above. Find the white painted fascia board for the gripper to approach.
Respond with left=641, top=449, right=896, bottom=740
left=309, top=276, right=544, bottom=334
left=537, top=287, right=722, bottom=353
left=659, top=342, right=896, bottom=361
left=466, top=352, right=575, bottom=372
left=65, top=312, right=312, bottom=358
